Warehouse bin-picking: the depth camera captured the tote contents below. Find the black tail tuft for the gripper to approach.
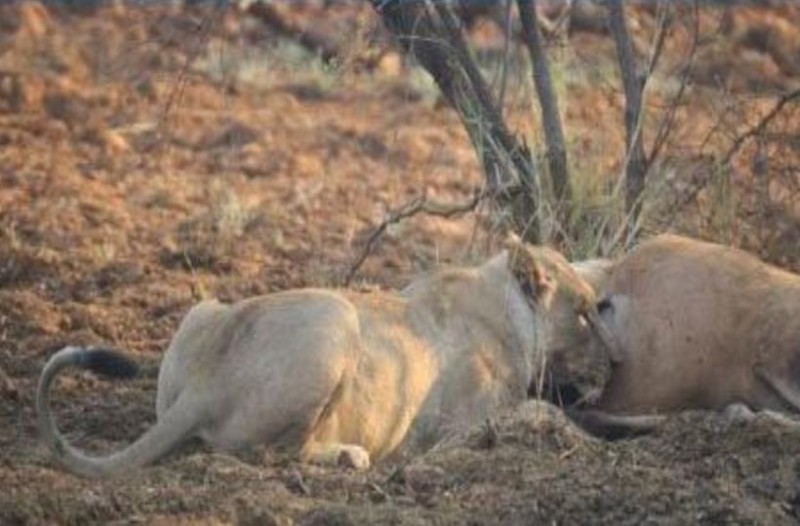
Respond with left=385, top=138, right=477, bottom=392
left=78, top=347, right=139, bottom=379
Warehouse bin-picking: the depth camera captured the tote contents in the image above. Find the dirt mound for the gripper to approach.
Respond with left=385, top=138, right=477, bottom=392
left=3, top=401, right=800, bottom=525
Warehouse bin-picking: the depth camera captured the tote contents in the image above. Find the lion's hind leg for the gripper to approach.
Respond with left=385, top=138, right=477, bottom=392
left=301, top=441, right=371, bottom=470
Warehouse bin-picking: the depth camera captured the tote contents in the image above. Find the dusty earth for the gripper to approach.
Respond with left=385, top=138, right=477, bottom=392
left=2, top=2, right=800, bottom=524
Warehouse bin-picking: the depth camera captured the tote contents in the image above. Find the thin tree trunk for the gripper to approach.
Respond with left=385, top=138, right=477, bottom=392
left=517, top=0, right=572, bottom=219
left=369, top=0, right=543, bottom=242
left=607, top=0, right=646, bottom=234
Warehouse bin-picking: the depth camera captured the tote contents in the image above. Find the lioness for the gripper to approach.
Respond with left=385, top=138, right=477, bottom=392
left=568, top=234, right=800, bottom=435
left=37, top=237, right=619, bottom=478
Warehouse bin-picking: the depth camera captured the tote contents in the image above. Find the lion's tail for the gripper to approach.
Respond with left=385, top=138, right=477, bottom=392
left=37, top=346, right=199, bottom=478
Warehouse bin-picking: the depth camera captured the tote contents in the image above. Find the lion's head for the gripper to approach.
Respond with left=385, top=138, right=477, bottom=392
left=504, top=235, right=620, bottom=406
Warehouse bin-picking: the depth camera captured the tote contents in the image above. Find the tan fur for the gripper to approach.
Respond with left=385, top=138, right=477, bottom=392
left=37, top=239, right=618, bottom=478
left=578, top=234, right=800, bottom=416
left=569, top=258, right=614, bottom=291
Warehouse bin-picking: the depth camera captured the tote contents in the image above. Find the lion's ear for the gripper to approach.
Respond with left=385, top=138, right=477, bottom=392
left=505, top=240, right=555, bottom=303
left=503, top=231, right=523, bottom=245
left=503, top=232, right=527, bottom=278
left=530, top=256, right=554, bottom=294
left=526, top=255, right=556, bottom=304
left=502, top=232, right=524, bottom=258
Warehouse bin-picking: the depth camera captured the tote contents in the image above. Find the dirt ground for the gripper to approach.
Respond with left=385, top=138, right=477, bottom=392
left=2, top=2, right=800, bottom=524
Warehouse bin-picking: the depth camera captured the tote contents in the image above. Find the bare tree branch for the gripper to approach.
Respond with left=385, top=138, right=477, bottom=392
left=722, top=87, right=800, bottom=165
left=517, top=0, right=572, bottom=217
left=369, top=0, right=542, bottom=242
left=662, top=87, right=800, bottom=226
left=244, top=1, right=343, bottom=64
left=643, top=2, right=671, bottom=81
left=344, top=188, right=489, bottom=285
left=497, top=0, right=514, bottom=108
left=606, top=0, right=647, bottom=234
left=545, top=0, right=574, bottom=40
left=161, top=4, right=221, bottom=122
left=646, top=0, right=699, bottom=171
